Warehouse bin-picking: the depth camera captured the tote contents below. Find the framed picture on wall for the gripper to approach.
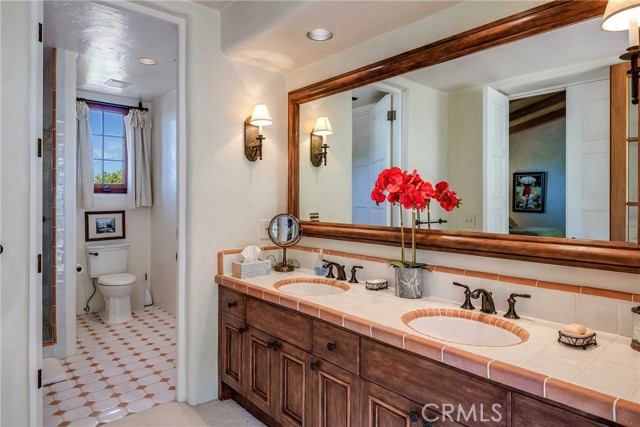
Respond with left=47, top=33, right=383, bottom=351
left=513, top=172, right=546, bottom=213
left=85, top=211, right=126, bottom=241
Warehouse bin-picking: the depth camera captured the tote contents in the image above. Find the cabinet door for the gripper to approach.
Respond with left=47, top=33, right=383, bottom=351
left=311, top=358, right=360, bottom=427
left=276, top=340, right=312, bottom=427
left=361, top=381, right=465, bottom=427
left=220, top=314, right=247, bottom=393
left=246, top=327, right=277, bottom=415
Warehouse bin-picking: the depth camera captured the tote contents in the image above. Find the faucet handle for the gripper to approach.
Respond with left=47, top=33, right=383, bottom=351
left=505, top=293, right=531, bottom=319
left=324, top=263, right=336, bottom=279
left=349, top=266, right=363, bottom=283
left=511, top=293, right=531, bottom=299
left=453, top=282, right=475, bottom=310
left=453, top=281, right=470, bottom=291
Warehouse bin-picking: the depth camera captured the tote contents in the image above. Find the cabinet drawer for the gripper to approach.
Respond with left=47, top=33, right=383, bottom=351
left=361, top=338, right=509, bottom=427
left=313, top=320, right=359, bottom=374
left=246, top=298, right=312, bottom=352
left=220, top=287, right=245, bottom=320
left=512, top=393, right=609, bottom=427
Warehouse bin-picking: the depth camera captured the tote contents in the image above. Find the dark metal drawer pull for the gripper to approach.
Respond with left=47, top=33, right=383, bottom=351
left=326, top=342, right=336, bottom=352
left=310, top=361, right=319, bottom=371
left=227, top=301, right=237, bottom=308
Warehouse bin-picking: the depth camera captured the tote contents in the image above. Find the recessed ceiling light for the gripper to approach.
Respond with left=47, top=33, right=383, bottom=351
left=137, top=57, right=157, bottom=65
left=307, top=28, right=333, bottom=41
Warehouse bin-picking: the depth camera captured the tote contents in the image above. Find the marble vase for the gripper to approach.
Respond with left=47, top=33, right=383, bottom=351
left=395, top=267, right=422, bottom=299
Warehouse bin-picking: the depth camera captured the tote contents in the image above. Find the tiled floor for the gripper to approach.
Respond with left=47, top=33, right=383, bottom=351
left=44, top=307, right=176, bottom=427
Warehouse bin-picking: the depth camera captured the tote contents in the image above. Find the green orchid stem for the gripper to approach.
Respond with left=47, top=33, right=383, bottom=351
left=399, top=205, right=406, bottom=265
left=411, top=209, right=416, bottom=265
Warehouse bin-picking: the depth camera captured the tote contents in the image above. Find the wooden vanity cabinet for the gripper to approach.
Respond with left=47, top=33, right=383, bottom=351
left=360, top=338, right=509, bottom=427
left=218, top=287, right=619, bottom=427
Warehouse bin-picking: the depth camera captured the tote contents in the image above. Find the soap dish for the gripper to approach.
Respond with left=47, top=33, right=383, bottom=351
left=365, top=279, right=388, bottom=291
left=557, top=329, right=597, bottom=350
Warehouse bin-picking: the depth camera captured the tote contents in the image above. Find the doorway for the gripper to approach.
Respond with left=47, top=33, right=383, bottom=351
left=38, top=0, right=187, bottom=423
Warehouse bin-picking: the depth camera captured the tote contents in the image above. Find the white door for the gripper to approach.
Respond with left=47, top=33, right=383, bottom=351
left=369, top=94, right=392, bottom=226
left=352, top=109, right=372, bottom=224
left=566, top=80, right=610, bottom=240
left=483, top=87, right=510, bottom=234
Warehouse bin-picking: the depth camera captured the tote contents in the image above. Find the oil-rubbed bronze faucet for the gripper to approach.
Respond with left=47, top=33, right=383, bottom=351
left=323, top=260, right=347, bottom=281
left=504, top=293, right=531, bottom=319
left=453, top=282, right=475, bottom=310
left=349, top=266, right=363, bottom=283
left=470, top=288, right=496, bottom=314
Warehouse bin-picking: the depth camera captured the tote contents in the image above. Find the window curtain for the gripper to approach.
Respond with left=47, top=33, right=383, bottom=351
left=76, top=100, right=94, bottom=209
left=124, top=109, right=153, bottom=209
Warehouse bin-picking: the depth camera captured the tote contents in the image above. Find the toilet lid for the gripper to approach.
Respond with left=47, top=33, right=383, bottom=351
left=98, top=273, right=136, bottom=286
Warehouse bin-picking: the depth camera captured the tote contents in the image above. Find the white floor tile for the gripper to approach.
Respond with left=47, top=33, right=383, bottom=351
left=43, top=307, right=176, bottom=426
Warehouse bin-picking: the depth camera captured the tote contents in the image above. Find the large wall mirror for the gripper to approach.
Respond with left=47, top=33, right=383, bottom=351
left=288, top=1, right=640, bottom=273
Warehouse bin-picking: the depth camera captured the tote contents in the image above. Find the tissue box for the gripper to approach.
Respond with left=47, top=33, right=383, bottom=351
left=232, top=259, right=272, bottom=279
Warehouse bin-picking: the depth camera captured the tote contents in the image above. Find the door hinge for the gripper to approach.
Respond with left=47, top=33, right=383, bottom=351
left=37, top=254, right=42, bottom=273
left=37, top=138, right=42, bottom=158
left=387, top=110, right=396, bottom=121
left=37, top=369, right=42, bottom=389
left=38, top=23, right=42, bottom=43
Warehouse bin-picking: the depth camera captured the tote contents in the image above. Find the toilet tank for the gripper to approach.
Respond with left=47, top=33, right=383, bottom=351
left=85, top=243, right=130, bottom=278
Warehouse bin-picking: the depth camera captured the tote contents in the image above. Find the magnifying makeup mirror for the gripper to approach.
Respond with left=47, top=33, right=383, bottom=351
left=267, top=213, right=303, bottom=272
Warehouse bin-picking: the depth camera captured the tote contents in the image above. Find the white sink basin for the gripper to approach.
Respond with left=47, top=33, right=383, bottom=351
left=402, top=310, right=528, bottom=347
left=273, top=278, right=350, bottom=296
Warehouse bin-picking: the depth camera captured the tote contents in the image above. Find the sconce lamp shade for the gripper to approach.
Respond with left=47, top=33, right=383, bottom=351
left=602, top=0, right=640, bottom=31
left=312, top=116, right=333, bottom=136
left=250, top=104, right=273, bottom=127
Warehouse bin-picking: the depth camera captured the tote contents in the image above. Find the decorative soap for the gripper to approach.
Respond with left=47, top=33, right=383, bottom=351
left=562, top=323, right=587, bottom=335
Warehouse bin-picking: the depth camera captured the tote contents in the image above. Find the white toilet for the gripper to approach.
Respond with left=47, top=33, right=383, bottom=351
left=85, top=243, right=136, bottom=325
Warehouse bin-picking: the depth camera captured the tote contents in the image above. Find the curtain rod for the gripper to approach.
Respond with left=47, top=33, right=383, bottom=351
left=76, top=97, right=149, bottom=112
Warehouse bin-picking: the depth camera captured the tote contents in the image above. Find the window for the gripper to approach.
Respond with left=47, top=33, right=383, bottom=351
left=88, top=101, right=128, bottom=193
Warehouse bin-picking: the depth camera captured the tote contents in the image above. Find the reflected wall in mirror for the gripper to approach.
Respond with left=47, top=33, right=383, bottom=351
left=297, top=14, right=637, bottom=243
left=288, top=1, right=640, bottom=273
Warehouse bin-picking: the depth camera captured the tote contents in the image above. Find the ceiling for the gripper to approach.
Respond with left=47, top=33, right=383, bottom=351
left=43, top=1, right=178, bottom=101
left=42, top=1, right=627, bottom=102
left=402, top=17, right=627, bottom=96
left=216, top=1, right=460, bottom=72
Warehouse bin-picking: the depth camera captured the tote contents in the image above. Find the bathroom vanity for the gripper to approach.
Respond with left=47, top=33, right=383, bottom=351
left=215, top=258, right=639, bottom=427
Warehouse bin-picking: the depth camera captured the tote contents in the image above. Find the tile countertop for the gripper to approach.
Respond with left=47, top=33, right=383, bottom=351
left=215, top=270, right=640, bottom=425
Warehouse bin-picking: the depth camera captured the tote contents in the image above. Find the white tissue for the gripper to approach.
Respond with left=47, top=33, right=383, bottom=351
left=241, top=245, right=262, bottom=262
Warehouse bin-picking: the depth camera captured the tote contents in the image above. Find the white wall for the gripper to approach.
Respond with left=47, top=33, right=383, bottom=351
left=142, top=1, right=288, bottom=405
left=75, top=91, right=151, bottom=315
left=393, top=77, right=450, bottom=228
left=0, top=1, right=35, bottom=424
left=150, top=90, right=177, bottom=315
left=510, top=119, right=566, bottom=233
left=447, top=87, right=484, bottom=231
left=299, top=91, right=352, bottom=223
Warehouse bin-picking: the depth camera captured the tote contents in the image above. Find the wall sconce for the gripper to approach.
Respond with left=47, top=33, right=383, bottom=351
left=244, top=103, right=272, bottom=161
left=602, top=0, right=640, bottom=104
left=310, top=116, right=333, bottom=167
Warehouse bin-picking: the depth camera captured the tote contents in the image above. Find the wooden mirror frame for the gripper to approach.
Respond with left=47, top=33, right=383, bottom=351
left=288, top=0, right=640, bottom=274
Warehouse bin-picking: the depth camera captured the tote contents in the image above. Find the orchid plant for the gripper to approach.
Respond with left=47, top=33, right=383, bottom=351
left=371, top=167, right=461, bottom=268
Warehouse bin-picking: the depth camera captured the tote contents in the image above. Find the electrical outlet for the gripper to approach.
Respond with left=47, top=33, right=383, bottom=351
left=260, top=219, right=270, bottom=240
left=463, top=214, right=476, bottom=228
